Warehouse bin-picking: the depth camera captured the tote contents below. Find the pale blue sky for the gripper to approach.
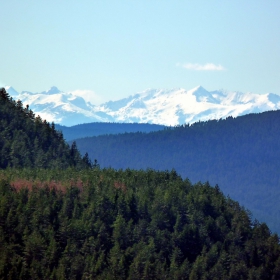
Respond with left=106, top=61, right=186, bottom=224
left=1, top=0, right=280, bottom=104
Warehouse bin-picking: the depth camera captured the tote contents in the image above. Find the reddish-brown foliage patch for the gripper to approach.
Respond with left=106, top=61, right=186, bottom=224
left=113, top=181, right=127, bottom=193
left=69, top=178, right=84, bottom=193
left=10, top=178, right=86, bottom=194
left=11, top=179, right=33, bottom=192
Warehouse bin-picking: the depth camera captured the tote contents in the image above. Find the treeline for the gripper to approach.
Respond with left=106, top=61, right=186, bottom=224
left=73, top=111, right=280, bottom=233
left=1, top=168, right=280, bottom=279
left=56, top=123, right=166, bottom=141
left=0, top=88, right=91, bottom=169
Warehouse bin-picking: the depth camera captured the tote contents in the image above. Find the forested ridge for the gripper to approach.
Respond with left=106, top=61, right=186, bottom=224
left=73, top=111, right=280, bottom=233
left=0, top=88, right=91, bottom=169
left=56, top=123, right=166, bottom=141
left=1, top=168, right=280, bottom=279
left=1, top=87, right=280, bottom=279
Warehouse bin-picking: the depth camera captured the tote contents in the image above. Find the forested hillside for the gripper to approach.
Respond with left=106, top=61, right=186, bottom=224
left=1, top=168, right=280, bottom=279
left=0, top=88, right=91, bottom=169
left=56, top=122, right=166, bottom=141
left=73, top=110, right=280, bottom=233
left=1, top=89, right=280, bottom=279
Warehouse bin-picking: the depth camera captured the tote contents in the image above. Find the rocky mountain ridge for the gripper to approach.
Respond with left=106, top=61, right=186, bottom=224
left=5, top=85, right=280, bottom=126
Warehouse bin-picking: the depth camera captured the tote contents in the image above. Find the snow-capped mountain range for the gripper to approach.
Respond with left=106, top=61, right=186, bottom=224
left=5, top=85, right=280, bottom=126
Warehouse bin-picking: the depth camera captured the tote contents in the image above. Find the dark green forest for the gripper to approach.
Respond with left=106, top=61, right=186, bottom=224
left=1, top=168, right=280, bottom=279
left=72, top=111, right=280, bottom=233
left=1, top=87, right=280, bottom=279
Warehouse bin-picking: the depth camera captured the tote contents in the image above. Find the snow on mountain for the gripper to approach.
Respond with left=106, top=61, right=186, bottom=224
left=5, top=86, right=19, bottom=97
left=5, top=85, right=280, bottom=126
left=94, top=86, right=280, bottom=126
left=41, top=86, right=61, bottom=95
left=5, top=86, right=112, bottom=126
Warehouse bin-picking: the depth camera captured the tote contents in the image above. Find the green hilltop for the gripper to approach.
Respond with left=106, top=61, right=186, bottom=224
left=72, top=110, right=280, bottom=234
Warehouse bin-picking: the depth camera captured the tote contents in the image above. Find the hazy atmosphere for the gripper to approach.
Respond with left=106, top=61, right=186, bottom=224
left=1, top=0, right=280, bottom=104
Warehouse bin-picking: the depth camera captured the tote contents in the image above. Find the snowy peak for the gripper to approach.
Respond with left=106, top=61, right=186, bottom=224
left=42, top=86, right=61, bottom=95
left=267, top=93, right=280, bottom=105
left=188, top=85, right=205, bottom=94
left=189, top=86, right=219, bottom=103
left=4, top=85, right=280, bottom=126
left=5, top=86, right=19, bottom=96
left=95, top=86, right=280, bottom=126
left=5, top=86, right=112, bottom=126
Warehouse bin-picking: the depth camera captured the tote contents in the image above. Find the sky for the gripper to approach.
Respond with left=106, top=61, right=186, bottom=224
left=1, top=0, right=280, bottom=104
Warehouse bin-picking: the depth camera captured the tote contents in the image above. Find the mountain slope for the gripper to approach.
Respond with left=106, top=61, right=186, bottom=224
left=5, top=86, right=113, bottom=126
left=6, top=86, right=280, bottom=126
left=1, top=168, right=280, bottom=279
left=73, top=110, right=280, bottom=233
left=0, top=88, right=91, bottom=169
left=95, top=86, right=280, bottom=125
